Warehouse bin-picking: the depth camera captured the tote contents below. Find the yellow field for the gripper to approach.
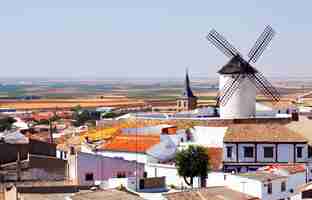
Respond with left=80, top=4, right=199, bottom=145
left=0, top=98, right=145, bottom=110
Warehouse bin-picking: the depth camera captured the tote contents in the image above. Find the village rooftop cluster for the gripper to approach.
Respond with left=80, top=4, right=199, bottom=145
left=2, top=25, right=312, bottom=200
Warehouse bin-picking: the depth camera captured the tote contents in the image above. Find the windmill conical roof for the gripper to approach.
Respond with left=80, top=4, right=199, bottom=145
left=218, top=55, right=257, bottom=74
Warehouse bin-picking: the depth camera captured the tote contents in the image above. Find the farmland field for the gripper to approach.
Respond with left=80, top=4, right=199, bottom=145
left=0, top=76, right=310, bottom=110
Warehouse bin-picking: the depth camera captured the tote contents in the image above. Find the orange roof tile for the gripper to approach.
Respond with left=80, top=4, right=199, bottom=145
left=224, top=124, right=307, bottom=143
left=260, top=164, right=306, bottom=174
left=100, top=135, right=160, bottom=153
left=207, top=148, right=223, bottom=171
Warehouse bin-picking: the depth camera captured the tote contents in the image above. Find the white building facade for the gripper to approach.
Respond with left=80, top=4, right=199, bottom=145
left=223, top=124, right=309, bottom=173
left=224, top=142, right=308, bottom=173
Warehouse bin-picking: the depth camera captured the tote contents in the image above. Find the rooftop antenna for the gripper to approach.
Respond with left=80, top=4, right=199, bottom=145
left=135, top=111, right=138, bottom=191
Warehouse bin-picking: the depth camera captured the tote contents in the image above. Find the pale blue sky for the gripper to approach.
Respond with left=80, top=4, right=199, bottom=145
left=0, top=0, right=311, bottom=78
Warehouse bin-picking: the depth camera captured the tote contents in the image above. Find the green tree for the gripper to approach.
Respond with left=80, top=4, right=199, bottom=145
left=0, top=117, right=16, bottom=132
left=102, top=112, right=118, bottom=119
left=72, top=110, right=91, bottom=127
left=175, top=145, right=210, bottom=187
left=71, top=105, right=82, bottom=113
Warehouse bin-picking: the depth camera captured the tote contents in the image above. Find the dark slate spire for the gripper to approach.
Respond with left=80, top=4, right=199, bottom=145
left=183, top=69, right=196, bottom=98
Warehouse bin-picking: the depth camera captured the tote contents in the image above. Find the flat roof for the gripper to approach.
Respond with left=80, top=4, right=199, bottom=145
left=165, top=186, right=259, bottom=200
left=72, top=189, right=143, bottom=200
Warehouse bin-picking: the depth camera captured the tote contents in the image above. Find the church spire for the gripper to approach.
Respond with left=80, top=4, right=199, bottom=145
left=183, top=68, right=195, bottom=98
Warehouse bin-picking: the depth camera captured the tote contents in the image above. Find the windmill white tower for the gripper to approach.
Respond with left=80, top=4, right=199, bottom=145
left=206, top=26, right=280, bottom=119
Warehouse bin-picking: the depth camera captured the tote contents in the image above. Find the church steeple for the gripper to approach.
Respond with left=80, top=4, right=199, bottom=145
left=177, top=68, right=198, bottom=111
left=183, top=68, right=195, bottom=98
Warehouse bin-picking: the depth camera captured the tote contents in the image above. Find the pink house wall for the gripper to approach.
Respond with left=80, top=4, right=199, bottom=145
left=72, top=152, right=144, bottom=186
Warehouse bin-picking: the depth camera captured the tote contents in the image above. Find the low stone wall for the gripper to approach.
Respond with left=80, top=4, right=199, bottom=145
left=17, top=186, right=79, bottom=194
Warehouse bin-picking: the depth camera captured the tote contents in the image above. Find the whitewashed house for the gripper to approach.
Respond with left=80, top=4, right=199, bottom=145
left=67, top=151, right=144, bottom=186
left=180, top=126, right=227, bottom=149
left=223, top=124, right=308, bottom=173
left=222, top=164, right=306, bottom=200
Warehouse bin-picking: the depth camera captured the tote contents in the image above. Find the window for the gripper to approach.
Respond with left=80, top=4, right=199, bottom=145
left=227, top=146, right=233, bottom=158
left=244, top=147, right=254, bottom=158
left=297, top=146, right=303, bottom=158
left=263, top=147, right=274, bottom=158
left=281, top=181, right=286, bottom=192
left=116, top=172, right=126, bottom=178
left=85, top=173, right=94, bottom=181
left=267, top=182, right=272, bottom=194
left=308, top=146, right=312, bottom=158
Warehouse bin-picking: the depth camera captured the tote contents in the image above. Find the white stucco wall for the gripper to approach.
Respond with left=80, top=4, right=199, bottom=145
left=191, top=126, right=227, bottom=148
left=160, top=132, right=186, bottom=146
left=224, top=172, right=306, bottom=200
left=98, top=151, right=149, bottom=164
left=200, top=171, right=306, bottom=200
left=278, top=144, right=294, bottom=162
left=145, top=163, right=185, bottom=187
left=68, top=152, right=145, bottom=186
left=219, top=74, right=256, bottom=119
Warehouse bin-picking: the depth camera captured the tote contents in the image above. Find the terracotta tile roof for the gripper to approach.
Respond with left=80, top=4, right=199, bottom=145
left=100, top=135, right=160, bottom=153
left=207, top=148, right=223, bottom=171
left=259, top=164, right=306, bottom=174
left=165, top=186, right=259, bottom=200
left=287, top=116, right=312, bottom=144
left=224, top=124, right=307, bottom=143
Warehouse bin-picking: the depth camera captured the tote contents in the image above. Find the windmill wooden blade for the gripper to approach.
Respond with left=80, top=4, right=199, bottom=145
left=219, top=75, right=244, bottom=106
left=206, top=29, right=241, bottom=58
left=255, top=72, right=280, bottom=101
left=246, top=74, right=271, bottom=97
left=248, top=25, right=275, bottom=63
left=215, top=92, right=220, bottom=107
left=215, top=77, right=236, bottom=106
left=247, top=72, right=280, bottom=102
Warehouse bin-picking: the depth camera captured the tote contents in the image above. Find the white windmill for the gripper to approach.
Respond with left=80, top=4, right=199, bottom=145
left=206, top=25, right=280, bottom=119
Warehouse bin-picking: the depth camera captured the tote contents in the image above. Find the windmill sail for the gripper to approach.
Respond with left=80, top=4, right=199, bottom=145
left=206, top=29, right=241, bottom=58
left=248, top=25, right=275, bottom=63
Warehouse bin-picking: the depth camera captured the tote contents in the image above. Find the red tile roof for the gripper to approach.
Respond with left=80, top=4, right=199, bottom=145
left=100, top=135, right=160, bottom=153
left=224, top=124, right=307, bottom=143
left=207, top=148, right=223, bottom=171
left=259, top=164, right=306, bottom=174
